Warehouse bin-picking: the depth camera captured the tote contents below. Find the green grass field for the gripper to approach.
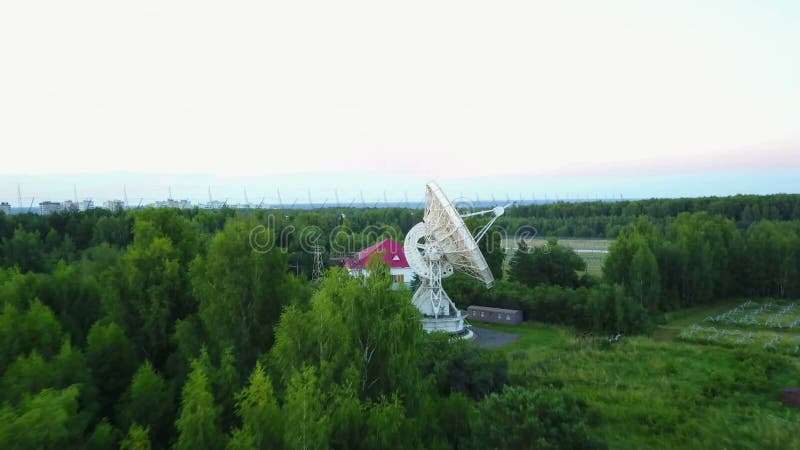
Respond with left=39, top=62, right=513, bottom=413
left=478, top=301, right=800, bottom=450
left=502, top=238, right=612, bottom=276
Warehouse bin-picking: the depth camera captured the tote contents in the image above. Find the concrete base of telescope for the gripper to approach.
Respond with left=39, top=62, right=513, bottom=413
left=420, top=310, right=474, bottom=340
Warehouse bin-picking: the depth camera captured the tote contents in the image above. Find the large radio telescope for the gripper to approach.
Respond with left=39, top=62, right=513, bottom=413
left=404, top=182, right=506, bottom=336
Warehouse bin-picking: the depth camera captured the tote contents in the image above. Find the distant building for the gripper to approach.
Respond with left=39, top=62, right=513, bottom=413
left=203, top=200, right=226, bottom=209
left=346, top=238, right=414, bottom=286
left=104, top=200, right=125, bottom=212
left=156, top=199, right=192, bottom=209
left=79, top=200, right=94, bottom=211
left=0, top=202, right=10, bottom=215
left=467, top=306, right=523, bottom=325
left=62, top=200, right=79, bottom=212
left=39, top=201, right=62, bottom=216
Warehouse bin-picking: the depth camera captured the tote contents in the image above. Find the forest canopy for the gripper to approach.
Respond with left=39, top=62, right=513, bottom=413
left=0, top=193, right=799, bottom=449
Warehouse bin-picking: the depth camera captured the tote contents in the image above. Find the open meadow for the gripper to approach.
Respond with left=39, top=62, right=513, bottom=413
left=474, top=300, right=800, bottom=450
left=502, top=237, right=612, bottom=276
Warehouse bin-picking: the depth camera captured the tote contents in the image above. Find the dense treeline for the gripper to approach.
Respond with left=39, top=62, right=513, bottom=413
left=604, top=213, right=800, bottom=309
left=0, top=207, right=603, bottom=449
left=499, top=193, right=800, bottom=237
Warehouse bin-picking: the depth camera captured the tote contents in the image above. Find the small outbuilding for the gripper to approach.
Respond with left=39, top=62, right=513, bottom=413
left=782, top=387, right=800, bottom=407
left=467, top=306, right=523, bottom=325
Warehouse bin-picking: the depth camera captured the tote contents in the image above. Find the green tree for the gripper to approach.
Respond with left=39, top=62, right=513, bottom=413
left=228, top=362, right=282, bottom=450
left=118, top=362, right=174, bottom=447
left=510, top=239, right=585, bottom=288
left=0, top=299, right=63, bottom=371
left=103, top=213, right=197, bottom=367
left=0, top=339, right=91, bottom=405
left=1, top=228, right=45, bottom=273
left=86, top=420, right=119, bottom=450
left=192, top=219, right=298, bottom=370
left=271, top=265, right=421, bottom=400
left=0, top=385, right=85, bottom=450
left=283, top=367, right=330, bottom=450
left=508, top=241, right=534, bottom=286
left=586, top=284, right=646, bottom=334
left=418, top=331, right=508, bottom=399
left=226, top=429, right=257, bottom=450
left=91, top=214, right=133, bottom=248
left=629, top=239, right=660, bottom=310
left=37, top=261, right=103, bottom=345
left=603, top=217, right=660, bottom=289
left=745, top=221, right=800, bottom=297
left=120, top=424, right=152, bottom=450
left=175, top=359, right=224, bottom=450
left=469, top=386, right=604, bottom=450
left=364, top=396, right=412, bottom=450
left=86, top=321, right=138, bottom=418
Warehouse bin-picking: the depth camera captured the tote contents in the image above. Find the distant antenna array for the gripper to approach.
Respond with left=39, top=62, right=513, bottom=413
left=4, top=185, right=583, bottom=211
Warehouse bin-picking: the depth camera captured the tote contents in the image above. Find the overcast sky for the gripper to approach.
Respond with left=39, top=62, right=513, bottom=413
left=1, top=1, right=798, bottom=202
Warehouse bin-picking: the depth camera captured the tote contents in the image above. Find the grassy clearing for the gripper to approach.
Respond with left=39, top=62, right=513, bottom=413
left=483, top=304, right=800, bottom=450
left=502, top=238, right=612, bottom=277
left=503, top=238, right=613, bottom=252
left=579, top=252, right=606, bottom=277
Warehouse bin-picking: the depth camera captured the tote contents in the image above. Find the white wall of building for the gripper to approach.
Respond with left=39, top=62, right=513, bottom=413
left=348, top=267, right=415, bottom=287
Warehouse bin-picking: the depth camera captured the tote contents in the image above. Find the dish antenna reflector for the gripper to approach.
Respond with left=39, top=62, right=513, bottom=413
left=404, top=181, right=507, bottom=335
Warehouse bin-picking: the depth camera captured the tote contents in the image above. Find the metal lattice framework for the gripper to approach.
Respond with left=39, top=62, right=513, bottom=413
left=404, top=181, right=506, bottom=334
left=311, top=245, right=324, bottom=282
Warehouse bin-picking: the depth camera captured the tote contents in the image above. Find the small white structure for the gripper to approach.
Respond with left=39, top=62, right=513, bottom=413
left=0, top=202, right=10, bottom=215
left=404, top=181, right=507, bottom=335
left=346, top=239, right=414, bottom=287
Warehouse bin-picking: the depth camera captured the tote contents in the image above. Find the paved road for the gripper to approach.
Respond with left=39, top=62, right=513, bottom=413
left=471, top=326, right=520, bottom=348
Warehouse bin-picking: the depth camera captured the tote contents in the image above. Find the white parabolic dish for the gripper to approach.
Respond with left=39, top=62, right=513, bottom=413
left=404, top=181, right=501, bottom=334
left=424, top=182, right=494, bottom=287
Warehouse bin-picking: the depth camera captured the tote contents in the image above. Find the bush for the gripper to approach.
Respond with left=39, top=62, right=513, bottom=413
left=469, top=386, right=606, bottom=450
left=418, top=332, right=508, bottom=399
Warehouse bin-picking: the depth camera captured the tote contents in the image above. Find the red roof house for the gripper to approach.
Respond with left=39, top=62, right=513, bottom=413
left=345, top=238, right=409, bottom=270
left=345, top=238, right=414, bottom=285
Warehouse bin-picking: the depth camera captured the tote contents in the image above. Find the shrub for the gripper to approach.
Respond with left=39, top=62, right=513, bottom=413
left=468, top=386, right=606, bottom=450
